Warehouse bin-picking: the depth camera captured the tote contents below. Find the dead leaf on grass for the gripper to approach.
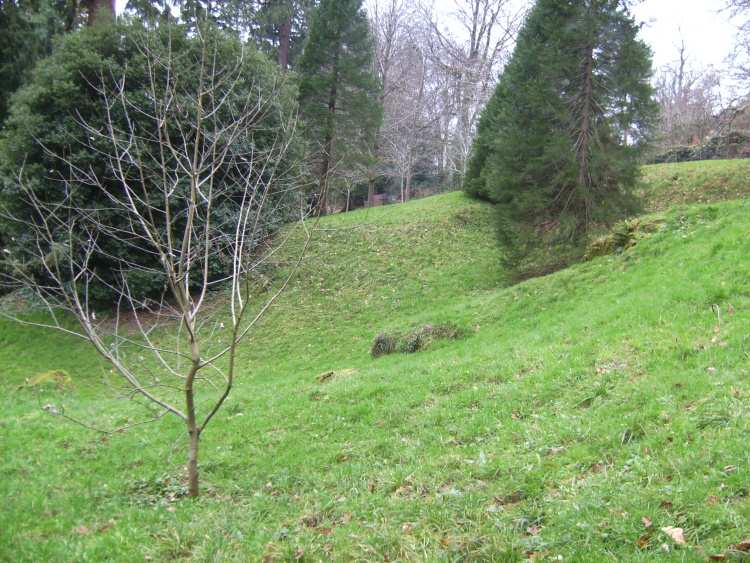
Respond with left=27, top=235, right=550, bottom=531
left=493, top=491, right=525, bottom=506
left=636, top=534, right=651, bottom=549
left=661, top=526, right=686, bottom=545
left=300, top=513, right=322, bottom=528
left=526, top=524, right=542, bottom=536
left=316, top=371, right=335, bottom=383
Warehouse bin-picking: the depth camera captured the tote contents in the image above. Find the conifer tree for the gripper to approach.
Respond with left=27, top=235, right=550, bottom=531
left=297, top=0, right=381, bottom=212
left=466, top=0, right=656, bottom=271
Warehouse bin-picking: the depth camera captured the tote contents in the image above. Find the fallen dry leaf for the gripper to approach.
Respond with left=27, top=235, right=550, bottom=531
left=708, top=554, right=726, bottom=561
left=661, top=526, right=686, bottom=545
left=316, top=371, right=334, bottom=383
left=636, top=534, right=651, bottom=549
left=493, top=491, right=525, bottom=506
left=707, top=495, right=720, bottom=506
left=526, top=524, right=542, bottom=536
left=659, top=500, right=674, bottom=510
left=731, top=539, right=750, bottom=552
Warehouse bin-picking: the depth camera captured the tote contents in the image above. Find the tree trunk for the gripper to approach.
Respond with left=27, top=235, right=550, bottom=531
left=85, top=0, right=114, bottom=26
left=278, top=16, right=292, bottom=70
left=574, top=43, right=595, bottom=225
left=404, top=159, right=412, bottom=202
left=367, top=139, right=379, bottom=207
left=187, top=425, right=200, bottom=497
left=367, top=174, right=376, bottom=207
left=318, top=51, right=340, bottom=215
left=185, top=362, right=200, bottom=497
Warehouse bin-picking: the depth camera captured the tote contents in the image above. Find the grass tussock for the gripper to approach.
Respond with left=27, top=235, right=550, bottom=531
left=371, top=324, right=463, bottom=357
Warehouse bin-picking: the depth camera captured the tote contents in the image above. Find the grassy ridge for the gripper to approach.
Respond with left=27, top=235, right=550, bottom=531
left=639, top=158, right=750, bottom=212
left=1, top=160, right=750, bottom=561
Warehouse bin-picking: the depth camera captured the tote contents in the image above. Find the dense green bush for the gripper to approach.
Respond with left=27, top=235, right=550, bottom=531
left=0, top=21, right=301, bottom=305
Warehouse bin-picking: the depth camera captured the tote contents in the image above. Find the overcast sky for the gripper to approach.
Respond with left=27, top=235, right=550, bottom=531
left=631, top=0, right=739, bottom=72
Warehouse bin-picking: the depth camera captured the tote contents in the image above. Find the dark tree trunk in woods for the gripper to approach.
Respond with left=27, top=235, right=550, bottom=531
left=574, top=44, right=595, bottom=227
left=367, top=139, right=378, bottom=206
left=318, top=52, right=340, bottom=215
left=404, top=160, right=412, bottom=201
left=278, top=17, right=292, bottom=69
left=85, top=0, right=114, bottom=25
left=367, top=175, right=376, bottom=206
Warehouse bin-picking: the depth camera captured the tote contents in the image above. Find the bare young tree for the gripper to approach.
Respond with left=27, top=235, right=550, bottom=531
left=0, top=28, right=313, bottom=497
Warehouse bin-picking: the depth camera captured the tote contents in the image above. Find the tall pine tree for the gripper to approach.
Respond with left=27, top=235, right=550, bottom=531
left=466, top=0, right=656, bottom=272
left=297, top=0, right=381, bottom=212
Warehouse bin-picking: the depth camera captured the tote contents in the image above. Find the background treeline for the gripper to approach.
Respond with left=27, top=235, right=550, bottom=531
left=5, top=0, right=747, bottom=213
left=0, top=0, right=522, bottom=301
left=1, top=0, right=750, bottom=297
left=0, top=0, right=525, bottom=214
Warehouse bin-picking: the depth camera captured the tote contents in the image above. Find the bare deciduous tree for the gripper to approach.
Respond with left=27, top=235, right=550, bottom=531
left=422, top=0, right=521, bottom=185
left=367, top=0, right=520, bottom=202
left=726, top=0, right=750, bottom=88
left=654, top=40, right=722, bottom=148
left=0, top=29, right=313, bottom=497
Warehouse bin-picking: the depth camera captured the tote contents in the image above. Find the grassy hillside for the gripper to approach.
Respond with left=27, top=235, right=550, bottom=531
left=2, top=160, right=750, bottom=561
left=638, top=158, right=750, bottom=212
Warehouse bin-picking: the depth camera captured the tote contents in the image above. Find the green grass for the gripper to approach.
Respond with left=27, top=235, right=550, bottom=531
left=639, top=158, right=750, bottom=212
left=2, top=160, right=750, bottom=561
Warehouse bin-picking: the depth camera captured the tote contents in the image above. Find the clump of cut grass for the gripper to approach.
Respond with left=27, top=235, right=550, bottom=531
left=371, top=333, right=399, bottom=357
left=371, top=324, right=463, bottom=357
